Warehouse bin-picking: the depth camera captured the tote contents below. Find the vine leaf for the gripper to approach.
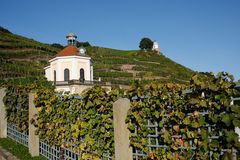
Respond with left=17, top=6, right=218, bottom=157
left=221, top=114, right=232, bottom=127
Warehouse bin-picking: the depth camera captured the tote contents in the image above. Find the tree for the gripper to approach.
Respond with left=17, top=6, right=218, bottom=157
left=0, top=26, right=11, bottom=34
left=76, top=41, right=91, bottom=48
left=51, top=43, right=64, bottom=49
left=139, top=37, right=153, bottom=50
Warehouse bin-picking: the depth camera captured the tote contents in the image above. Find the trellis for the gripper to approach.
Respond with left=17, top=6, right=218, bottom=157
left=132, top=87, right=240, bottom=160
left=6, top=122, right=113, bottom=160
left=133, top=116, right=238, bottom=159
left=7, top=123, right=28, bottom=147
left=39, top=140, right=81, bottom=160
left=39, top=139, right=112, bottom=160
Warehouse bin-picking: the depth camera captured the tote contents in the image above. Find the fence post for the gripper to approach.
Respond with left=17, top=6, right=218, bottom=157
left=0, top=88, right=7, bottom=138
left=28, top=93, right=40, bottom=156
left=231, top=99, right=237, bottom=160
left=113, top=98, right=132, bottom=160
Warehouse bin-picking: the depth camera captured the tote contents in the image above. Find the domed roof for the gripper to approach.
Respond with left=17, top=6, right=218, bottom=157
left=56, top=46, right=79, bottom=57
left=66, top=32, right=77, bottom=38
left=56, top=46, right=90, bottom=57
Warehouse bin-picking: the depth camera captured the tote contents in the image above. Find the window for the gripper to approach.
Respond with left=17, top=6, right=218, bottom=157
left=64, top=68, right=70, bottom=81
left=54, top=70, right=56, bottom=83
left=80, top=68, right=85, bottom=81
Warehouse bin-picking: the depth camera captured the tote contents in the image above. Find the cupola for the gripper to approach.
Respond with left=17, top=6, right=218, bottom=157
left=66, top=33, right=77, bottom=46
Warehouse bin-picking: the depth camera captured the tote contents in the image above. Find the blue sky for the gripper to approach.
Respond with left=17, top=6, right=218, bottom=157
left=1, top=0, right=240, bottom=80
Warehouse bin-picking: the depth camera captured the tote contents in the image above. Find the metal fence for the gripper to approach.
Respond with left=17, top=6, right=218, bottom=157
left=37, top=94, right=113, bottom=159
left=102, top=152, right=113, bottom=160
left=6, top=122, right=112, bottom=160
left=7, top=123, right=28, bottom=147
left=40, top=140, right=81, bottom=160
left=40, top=140, right=61, bottom=160
left=40, top=140, right=112, bottom=160
left=133, top=118, right=239, bottom=160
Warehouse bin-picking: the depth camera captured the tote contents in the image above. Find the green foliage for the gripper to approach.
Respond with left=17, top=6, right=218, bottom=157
left=2, top=78, right=54, bottom=132
left=3, top=85, right=29, bottom=132
left=32, top=86, right=121, bottom=159
left=0, top=26, right=11, bottom=34
left=0, top=59, right=46, bottom=80
left=50, top=43, right=64, bottom=49
left=139, top=37, right=153, bottom=50
left=77, top=41, right=91, bottom=47
left=126, top=72, right=240, bottom=159
left=89, top=45, right=195, bottom=84
left=78, top=86, right=121, bottom=158
left=94, top=71, right=132, bottom=78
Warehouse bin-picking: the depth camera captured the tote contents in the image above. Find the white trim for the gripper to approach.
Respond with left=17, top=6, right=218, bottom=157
left=44, top=66, right=50, bottom=70
left=49, top=56, right=91, bottom=63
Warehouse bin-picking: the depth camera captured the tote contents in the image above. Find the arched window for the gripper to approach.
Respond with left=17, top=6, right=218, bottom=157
left=80, top=68, right=85, bottom=81
left=64, top=68, right=70, bottom=81
left=54, top=70, right=56, bottom=83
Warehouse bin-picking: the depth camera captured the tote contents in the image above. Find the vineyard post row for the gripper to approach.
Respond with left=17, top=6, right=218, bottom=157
left=1, top=87, right=239, bottom=160
left=0, top=88, right=132, bottom=160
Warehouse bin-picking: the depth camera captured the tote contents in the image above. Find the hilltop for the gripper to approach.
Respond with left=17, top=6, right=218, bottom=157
left=0, top=26, right=195, bottom=84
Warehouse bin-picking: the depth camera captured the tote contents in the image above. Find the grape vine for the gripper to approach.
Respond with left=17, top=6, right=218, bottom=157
left=126, top=73, right=240, bottom=159
left=32, top=86, right=122, bottom=159
left=2, top=78, right=54, bottom=132
left=3, top=85, right=29, bottom=131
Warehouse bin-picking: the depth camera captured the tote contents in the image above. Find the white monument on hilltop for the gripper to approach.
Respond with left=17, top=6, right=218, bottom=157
left=152, top=40, right=160, bottom=53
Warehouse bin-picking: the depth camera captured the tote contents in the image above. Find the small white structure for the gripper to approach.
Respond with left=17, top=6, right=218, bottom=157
left=44, top=33, right=112, bottom=94
left=152, top=40, right=160, bottom=53
left=44, top=33, right=93, bottom=83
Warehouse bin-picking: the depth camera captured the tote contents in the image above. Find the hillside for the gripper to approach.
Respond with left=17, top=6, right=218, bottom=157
left=87, top=47, right=195, bottom=84
left=0, top=27, right=60, bottom=80
left=0, top=26, right=195, bottom=84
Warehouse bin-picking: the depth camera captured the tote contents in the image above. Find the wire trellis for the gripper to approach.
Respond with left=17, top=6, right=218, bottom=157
left=132, top=91, right=240, bottom=160
left=7, top=123, right=28, bottom=147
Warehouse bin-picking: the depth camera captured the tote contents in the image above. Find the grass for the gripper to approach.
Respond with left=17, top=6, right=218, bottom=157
left=0, top=138, right=46, bottom=160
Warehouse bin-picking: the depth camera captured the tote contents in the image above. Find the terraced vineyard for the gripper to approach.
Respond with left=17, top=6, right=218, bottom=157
left=0, top=27, right=59, bottom=80
left=87, top=47, right=195, bottom=84
left=0, top=26, right=195, bottom=85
